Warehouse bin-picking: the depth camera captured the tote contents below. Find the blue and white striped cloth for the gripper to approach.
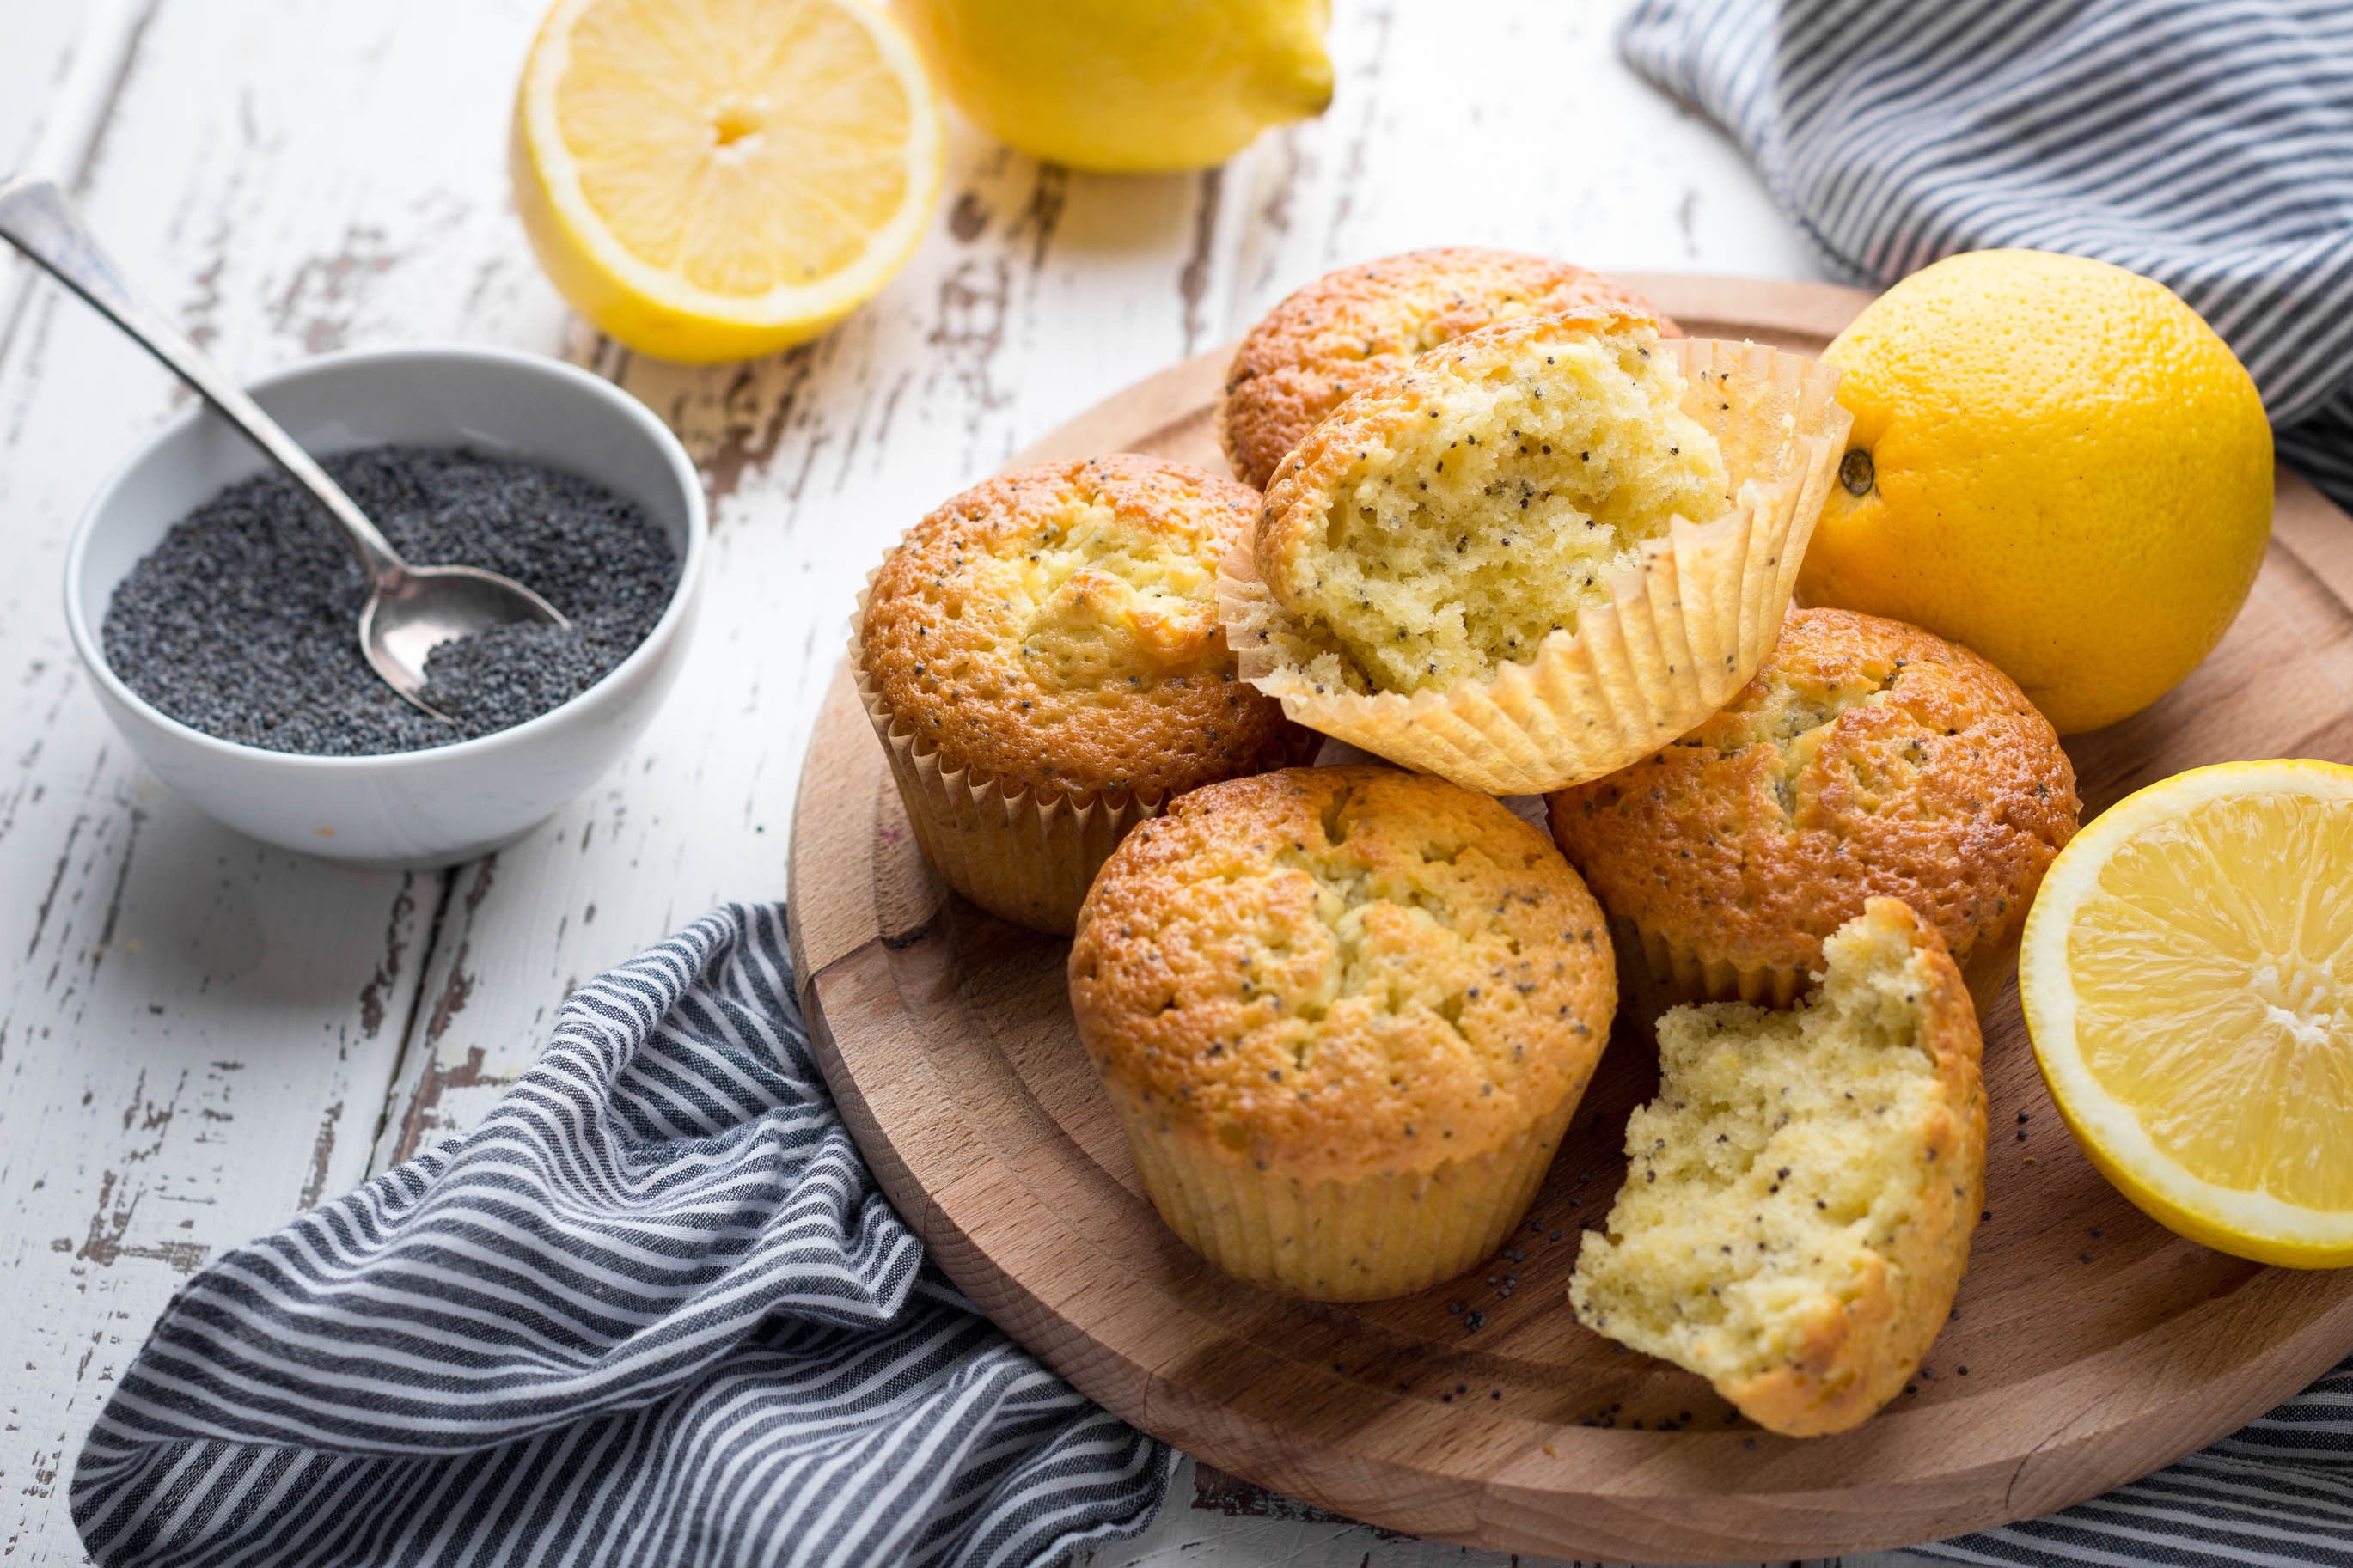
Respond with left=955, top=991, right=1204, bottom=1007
left=1623, top=2, right=2353, bottom=1562
left=69, top=905, right=1172, bottom=1568
left=1623, top=0, right=2353, bottom=513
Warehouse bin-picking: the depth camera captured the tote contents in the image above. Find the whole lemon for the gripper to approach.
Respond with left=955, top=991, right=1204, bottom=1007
left=1800, top=250, right=2272, bottom=735
left=895, top=0, right=1332, bottom=173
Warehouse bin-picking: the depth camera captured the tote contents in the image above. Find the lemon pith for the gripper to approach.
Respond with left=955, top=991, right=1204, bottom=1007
left=513, top=0, right=944, bottom=363
left=2022, top=760, right=2353, bottom=1266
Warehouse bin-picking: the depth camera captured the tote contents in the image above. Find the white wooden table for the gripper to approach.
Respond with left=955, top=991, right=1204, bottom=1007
left=0, top=4, right=1940, bottom=1563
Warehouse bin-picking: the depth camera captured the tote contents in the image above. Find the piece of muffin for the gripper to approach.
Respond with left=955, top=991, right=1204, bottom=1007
left=1219, top=247, right=1678, bottom=490
left=1069, top=766, right=1616, bottom=1300
left=1569, top=898, right=1986, bottom=1437
left=857, top=455, right=1298, bottom=934
left=1255, top=308, right=1729, bottom=696
left=1548, top=607, right=2080, bottom=1018
left=1217, top=311, right=1850, bottom=794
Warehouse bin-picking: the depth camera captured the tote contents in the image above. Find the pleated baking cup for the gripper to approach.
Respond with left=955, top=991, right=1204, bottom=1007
left=1218, top=339, right=1852, bottom=796
left=849, top=601, right=1164, bottom=937
left=1112, top=1092, right=1577, bottom=1303
left=1619, top=913, right=1813, bottom=1019
left=1617, top=912, right=2018, bottom=1033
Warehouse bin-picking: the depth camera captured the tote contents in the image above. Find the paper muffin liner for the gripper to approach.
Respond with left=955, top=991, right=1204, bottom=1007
left=1110, top=1090, right=1578, bottom=1303
left=850, top=589, right=1165, bottom=937
left=1616, top=912, right=2018, bottom=1032
left=1217, top=338, right=1852, bottom=796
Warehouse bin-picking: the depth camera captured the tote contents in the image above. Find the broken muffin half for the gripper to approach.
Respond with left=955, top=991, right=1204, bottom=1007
left=1569, top=897, right=1986, bottom=1437
left=1217, top=308, right=1850, bottom=795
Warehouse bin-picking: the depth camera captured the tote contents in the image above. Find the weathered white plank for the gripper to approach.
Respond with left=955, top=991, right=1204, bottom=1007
left=0, top=0, right=148, bottom=382
left=0, top=2, right=129, bottom=180
left=0, top=0, right=542, bottom=1557
left=1222, top=0, right=1830, bottom=315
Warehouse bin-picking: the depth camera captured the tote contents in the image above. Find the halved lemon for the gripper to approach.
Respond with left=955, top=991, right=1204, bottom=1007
left=2022, top=760, right=2353, bottom=1267
left=512, top=0, right=944, bottom=363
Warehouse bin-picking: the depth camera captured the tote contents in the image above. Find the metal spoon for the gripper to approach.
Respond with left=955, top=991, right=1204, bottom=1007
left=0, top=174, right=566, bottom=723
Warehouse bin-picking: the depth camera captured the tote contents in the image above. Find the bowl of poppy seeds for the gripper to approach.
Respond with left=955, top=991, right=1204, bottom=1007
left=64, top=345, right=706, bottom=867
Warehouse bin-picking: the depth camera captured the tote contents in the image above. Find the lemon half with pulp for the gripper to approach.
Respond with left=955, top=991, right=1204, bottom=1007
left=513, top=0, right=944, bottom=363
left=2022, top=760, right=2353, bottom=1266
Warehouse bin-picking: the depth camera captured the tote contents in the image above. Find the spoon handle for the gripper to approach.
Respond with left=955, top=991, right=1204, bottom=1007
left=0, top=174, right=411, bottom=589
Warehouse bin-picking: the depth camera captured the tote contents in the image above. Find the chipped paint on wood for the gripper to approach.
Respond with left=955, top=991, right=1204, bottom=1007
left=356, top=873, right=418, bottom=1039
left=296, top=1101, right=343, bottom=1211
left=0, top=3, right=501, bottom=1553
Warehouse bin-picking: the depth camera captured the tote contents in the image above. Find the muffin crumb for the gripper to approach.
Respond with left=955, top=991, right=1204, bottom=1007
left=1219, top=248, right=1677, bottom=490
left=1257, top=312, right=1728, bottom=696
left=1568, top=899, right=1986, bottom=1437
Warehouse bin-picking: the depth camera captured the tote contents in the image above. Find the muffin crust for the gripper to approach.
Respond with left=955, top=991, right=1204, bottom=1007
left=859, top=455, right=1292, bottom=800
left=1220, top=247, right=1677, bottom=490
left=1549, top=607, right=2080, bottom=995
left=1070, top=766, right=1615, bottom=1185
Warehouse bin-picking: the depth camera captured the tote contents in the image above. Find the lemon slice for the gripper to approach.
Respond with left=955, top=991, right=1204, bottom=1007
left=2021, top=760, right=2353, bottom=1267
left=512, top=0, right=944, bottom=363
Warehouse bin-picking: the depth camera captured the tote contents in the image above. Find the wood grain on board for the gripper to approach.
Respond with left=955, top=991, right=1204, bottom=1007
left=789, top=276, right=2353, bottom=1564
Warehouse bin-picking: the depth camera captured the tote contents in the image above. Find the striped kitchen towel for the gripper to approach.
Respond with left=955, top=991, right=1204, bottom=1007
left=1622, top=0, right=2353, bottom=512
left=1622, top=3, right=2353, bottom=1563
left=69, top=904, right=1173, bottom=1568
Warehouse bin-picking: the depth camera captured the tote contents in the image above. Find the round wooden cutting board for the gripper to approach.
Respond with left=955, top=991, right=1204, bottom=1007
left=787, top=275, right=2353, bottom=1564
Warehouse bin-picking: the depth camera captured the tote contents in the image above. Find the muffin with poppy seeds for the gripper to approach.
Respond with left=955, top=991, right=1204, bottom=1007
left=1068, top=766, right=1616, bottom=1300
left=856, top=454, right=1299, bottom=934
left=1547, top=607, right=2080, bottom=1018
left=1570, top=898, right=1986, bottom=1437
left=1217, top=308, right=1849, bottom=795
left=1219, top=247, right=1678, bottom=490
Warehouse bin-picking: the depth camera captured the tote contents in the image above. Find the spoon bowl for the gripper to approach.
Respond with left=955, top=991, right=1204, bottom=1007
left=364, top=565, right=570, bottom=718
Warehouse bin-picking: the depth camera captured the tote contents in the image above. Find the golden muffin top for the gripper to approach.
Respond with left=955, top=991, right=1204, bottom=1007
left=1548, top=608, right=2081, bottom=973
left=860, top=455, right=1293, bottom=800
left=1252, top=309, right=1730, bottom=695
left=1069, top=766, right=1616, bottom=1184
left=1219, top=247, right=1677, bottom=490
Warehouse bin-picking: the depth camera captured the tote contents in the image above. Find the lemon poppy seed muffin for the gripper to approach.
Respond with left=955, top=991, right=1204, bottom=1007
left=1219, top=248, right=1678, bottom=490
left=1570, top=899, right=1987, bottom=1437
left=857, top=455, right=1297, bottom=933
left=1549, top=607, right=2081, bottom=1017
left=1219, top=308, right=1847, bottom=796
left=1216, top=305, right=1850, bottom=796
left=1069, top=766, right=1616, bottom=1300
left=1252, top=308, right=1731, bottom=698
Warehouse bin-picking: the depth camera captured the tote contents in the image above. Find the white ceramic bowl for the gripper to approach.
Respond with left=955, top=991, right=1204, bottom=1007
left=64, top=345, right=706, bottom=869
